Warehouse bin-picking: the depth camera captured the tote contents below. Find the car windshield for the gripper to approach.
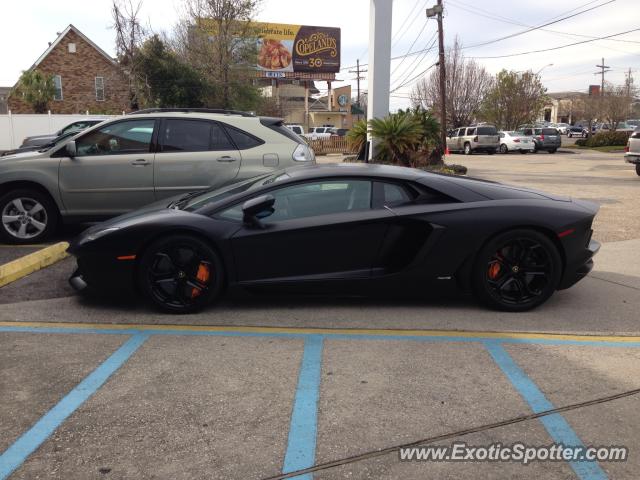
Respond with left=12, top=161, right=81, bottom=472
left=542, top=128, right=558, bottom=135
left=181, top=172, right=291, bottom=211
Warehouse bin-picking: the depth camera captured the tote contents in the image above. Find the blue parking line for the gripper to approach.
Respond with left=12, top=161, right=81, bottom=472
left=484, top=341, right=608, bottom=480
left=0, top=333, right=149, bottom=480
left=282, top=335, right=324, bottom=479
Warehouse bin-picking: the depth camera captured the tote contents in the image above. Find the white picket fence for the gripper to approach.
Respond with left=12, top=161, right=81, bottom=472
left=0, top=112, right=121, bottom=150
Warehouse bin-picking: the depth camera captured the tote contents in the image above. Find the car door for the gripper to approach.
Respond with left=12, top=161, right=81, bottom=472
left=153, top=118, right=241, bottom=201
left=58, top=118, right=157, bottom=216
left=221, top=179, right=393, bottom=283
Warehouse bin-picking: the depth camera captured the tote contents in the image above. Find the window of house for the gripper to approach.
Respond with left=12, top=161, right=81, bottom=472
left=95, top=77, right=105, bottom=101
left=53, top=75, right=63, bottom=101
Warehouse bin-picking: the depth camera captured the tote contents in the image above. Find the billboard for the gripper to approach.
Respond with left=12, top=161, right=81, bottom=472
left=255, top=22, right=340, bottom=74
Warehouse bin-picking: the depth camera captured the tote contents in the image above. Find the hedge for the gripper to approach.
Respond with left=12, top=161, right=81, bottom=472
left=575, top=130, right=632, bottom=147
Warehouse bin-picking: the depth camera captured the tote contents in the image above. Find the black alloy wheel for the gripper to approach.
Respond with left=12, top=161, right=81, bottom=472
left=138, top=235, right=223, bottom=313
left=500, top=144, right=509, bottom=154
left=473, top=229, right=562, bottom=311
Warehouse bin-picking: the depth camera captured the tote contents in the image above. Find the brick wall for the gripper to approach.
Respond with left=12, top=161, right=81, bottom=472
left=8, top=29, right=130, bottom=114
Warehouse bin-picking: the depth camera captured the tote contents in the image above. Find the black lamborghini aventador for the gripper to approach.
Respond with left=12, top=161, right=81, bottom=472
left=67, top=164, right=600, bottom=313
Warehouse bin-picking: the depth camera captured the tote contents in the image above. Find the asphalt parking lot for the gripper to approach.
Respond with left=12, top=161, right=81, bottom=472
left=1, top=148, right=639, bottom=479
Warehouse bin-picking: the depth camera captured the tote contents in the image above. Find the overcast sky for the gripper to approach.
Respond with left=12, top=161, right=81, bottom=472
left=2, top=0, right=638, bottom=111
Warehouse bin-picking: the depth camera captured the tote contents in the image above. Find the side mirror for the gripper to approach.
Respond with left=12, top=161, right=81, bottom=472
left=242, top=194, right=275, bottom=228
left=65, top=140, right=77, bottom=158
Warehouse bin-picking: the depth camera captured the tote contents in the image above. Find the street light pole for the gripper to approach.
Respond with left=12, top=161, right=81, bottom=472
left=427, top=1, right=446, bottom=155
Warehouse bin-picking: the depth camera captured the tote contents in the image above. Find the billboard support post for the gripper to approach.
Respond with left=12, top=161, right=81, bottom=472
left=327, top=81, right=332, bottom=112
left=304, top=81, right=310, bottom=131
left=367, top=0, right=393, bottom=161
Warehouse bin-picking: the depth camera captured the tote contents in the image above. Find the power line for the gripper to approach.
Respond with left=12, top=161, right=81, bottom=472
left=469, top=27, right=640, bottom=59
left=460, top=0, right=616, bottom=50
left=390, top=33, right=438, bottom=92
left=390, top=22, right=432, bottom=78
left=391, top=0, right=428, bottom=47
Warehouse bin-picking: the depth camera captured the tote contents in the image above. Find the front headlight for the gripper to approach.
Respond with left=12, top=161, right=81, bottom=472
left=80, top=227, right=120, bottom=244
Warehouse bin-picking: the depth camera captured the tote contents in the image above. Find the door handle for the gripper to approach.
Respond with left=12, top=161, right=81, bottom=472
left=131, top=159, right=150, bottom=166
left=217, top=156, right=236, bottom=162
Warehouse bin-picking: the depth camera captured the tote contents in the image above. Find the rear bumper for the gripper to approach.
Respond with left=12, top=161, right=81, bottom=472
left=625, top=154, right=640, bottom=164
left=558, top=239, right=600, bottom=290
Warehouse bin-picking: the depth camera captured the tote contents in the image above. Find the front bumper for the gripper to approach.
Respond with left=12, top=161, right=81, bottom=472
left=68, top=255, right=137, bottom=295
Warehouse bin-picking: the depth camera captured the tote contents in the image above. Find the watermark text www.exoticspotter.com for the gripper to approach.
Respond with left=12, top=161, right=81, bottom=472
left=399, top=442, right=628, bottom=465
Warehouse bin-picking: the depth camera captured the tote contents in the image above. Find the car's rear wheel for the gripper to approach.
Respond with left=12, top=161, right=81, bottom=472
left=636, top=164, right=640, bottom=176
left=138, top=234, right=224, bottom=313
left=0, top=189, right=58, bottom=244
left=500, top=144, right=508, bottom=154
left=464, top=143, right=472, bottom=155
left=567, top=132, right=572, bottom=138
left=472, top=229, right=562, bottom=312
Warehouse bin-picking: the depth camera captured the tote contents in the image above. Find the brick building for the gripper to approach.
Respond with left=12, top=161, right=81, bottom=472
left=8, top=24, right=130, bottom=114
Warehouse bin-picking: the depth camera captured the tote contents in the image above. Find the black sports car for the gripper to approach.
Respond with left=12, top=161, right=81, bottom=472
left=68, top=164, right=600, bottom=313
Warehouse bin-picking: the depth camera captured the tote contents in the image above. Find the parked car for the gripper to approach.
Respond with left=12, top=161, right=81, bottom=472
left=567, top=126, right=589, bottom=138
left=554, top=123, right=570, bottom=135
left=328, top=128, right=349, bottom=137
left=446, top=124, right=499, bottom=155
left=20, top=119, right=105, bottom=148
left=0, top=108, right=315, bottom=244
left=625, top=127, right=640, bottom=176
left=498, top=131, right=535, bottom=154
left=304, top=127, right=332, bottom=141
left=285, top=124, right=305, bottom=136
left=517, top=127, right=561, bottom=153
left=67, top=163, right=600, bottom=313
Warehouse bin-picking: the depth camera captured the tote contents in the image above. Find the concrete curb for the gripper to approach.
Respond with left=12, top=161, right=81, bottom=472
left=0, top=242, right=69, bottom=288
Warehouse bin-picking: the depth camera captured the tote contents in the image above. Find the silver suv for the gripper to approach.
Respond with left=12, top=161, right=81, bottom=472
left=446, top=124, right=499, bottom=155
left=0, top=109, right=315, bottom=243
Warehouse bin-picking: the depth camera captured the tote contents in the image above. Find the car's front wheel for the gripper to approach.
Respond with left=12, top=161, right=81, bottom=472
left=472, top=229, right=562, bottom=312
left=0, top=189, right=58, bottom=244
left=138, top=234, right=224, bottom=313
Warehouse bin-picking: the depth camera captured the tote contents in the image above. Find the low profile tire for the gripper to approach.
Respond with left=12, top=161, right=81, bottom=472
left=0, top=189, right=58, bottom=244
left=138, top=234, right=224, bottom=314
left=464, top=143, right=472, bottom=155
left=500, top=144, right=508, bottom=154
left=472, top=229, right=562, bottom=312
left=636, top=164, right=640, bottom=176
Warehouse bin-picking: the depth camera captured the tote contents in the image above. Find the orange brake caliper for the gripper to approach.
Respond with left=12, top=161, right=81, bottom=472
left=488, top=262, right=501, bottom=280
left=191, top=263, right=211, bottom=298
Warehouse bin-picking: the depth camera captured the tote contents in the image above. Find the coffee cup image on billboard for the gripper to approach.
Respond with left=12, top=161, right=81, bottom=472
left=258, top=39, right=293, bottom=70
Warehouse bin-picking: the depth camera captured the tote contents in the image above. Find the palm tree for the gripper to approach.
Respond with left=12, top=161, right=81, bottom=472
left=347, top=119, right=367, bottom=153
left=13, top=70, right=55, bottom=113
left=369, top=114, right=424, bottom=166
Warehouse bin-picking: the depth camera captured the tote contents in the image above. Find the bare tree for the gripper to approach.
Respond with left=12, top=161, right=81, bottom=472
left=410, top=38, right=492, bottom=128
left=181, top=0, right=261, bottom=109
left=601, top=82, right=632, bottom=130
left=111, top=0, right=147, bottom=109
left=571, top=95, right=602, bottom=135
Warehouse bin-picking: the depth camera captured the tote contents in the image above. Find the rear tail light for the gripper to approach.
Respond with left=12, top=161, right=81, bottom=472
left=540, top=134, right=545, bottom=141
left=514, top=139, right=520, bottom=143
left=293, top=144, right=314, bottom=162
left=473, top=136, right=478, bottom=142
left=625, top=144, right=630, bottom=153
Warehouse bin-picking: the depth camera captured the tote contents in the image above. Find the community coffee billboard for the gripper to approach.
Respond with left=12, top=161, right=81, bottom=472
left=255, top=22, right=340, bottom=74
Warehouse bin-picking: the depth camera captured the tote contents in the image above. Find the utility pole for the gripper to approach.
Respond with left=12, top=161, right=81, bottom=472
left=594, top=58, right=610, bottom=96
left=349, top=59, right=368, bottom=116
left=427, top=1, right=446, bottom=155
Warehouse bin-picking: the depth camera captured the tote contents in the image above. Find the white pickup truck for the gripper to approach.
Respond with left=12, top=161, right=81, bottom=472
left=304, top=127, right=333, bottom=141
left=625, top=127, right=640, bottom=176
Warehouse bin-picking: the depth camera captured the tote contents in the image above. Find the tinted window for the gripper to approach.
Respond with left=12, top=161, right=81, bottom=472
left=466, top=128, right=476, bottom=135
left=218, top=180, right=372, bottom=222
left=477, top=126, right=497, bottom=135
left=224, top=126, right=263, bottom=150
left=382, top=183, right=411, bottom=207
left=542, top=128, right=558, bottom=135
left=76, top=119, right=154, bottom=156
left=161, top=119, right=234, bottom=152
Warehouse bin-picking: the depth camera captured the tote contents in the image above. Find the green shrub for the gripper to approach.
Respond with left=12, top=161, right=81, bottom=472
left=575, top=138, right=587, bottom=147
left=585, top=131, right=631, bottom=147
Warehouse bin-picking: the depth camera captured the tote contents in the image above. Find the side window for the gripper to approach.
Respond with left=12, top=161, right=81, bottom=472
left=75, top=119, right=155, bottom=156
left=161, top=119, right=233, bottom=152
left=224, top=125, right=263, bottom=150
left=377, top=182, right=411, bottom=207
left=466, top=128, right=476, bottom=136
left=217, top=180, right=372, bottom=222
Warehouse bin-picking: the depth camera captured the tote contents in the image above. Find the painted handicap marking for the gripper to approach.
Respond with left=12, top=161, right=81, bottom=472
left=0, top=333, right=149, bottom=480
left=283, top=335, right=323, bottom=479
left=485, top=341, right=608, bottom=480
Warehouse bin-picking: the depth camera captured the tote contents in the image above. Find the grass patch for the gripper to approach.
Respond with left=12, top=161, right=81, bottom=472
left=567, top=145, right=627, bottom=153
